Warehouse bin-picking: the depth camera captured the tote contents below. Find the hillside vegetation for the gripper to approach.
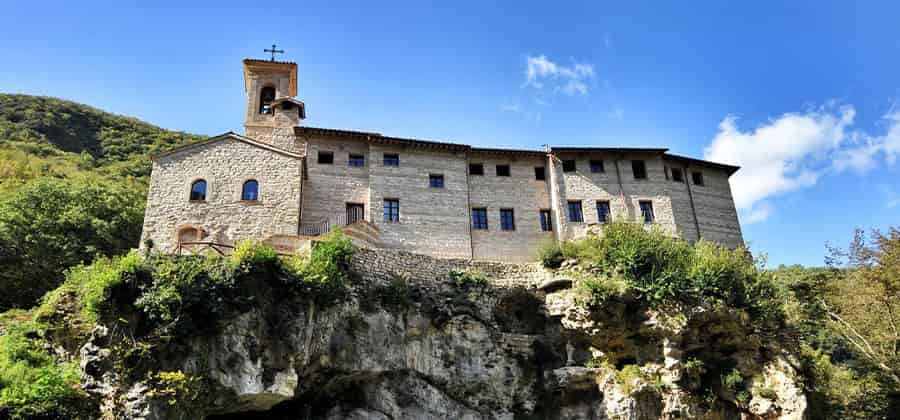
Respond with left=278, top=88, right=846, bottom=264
left=0, top=94, right=202, bottom=309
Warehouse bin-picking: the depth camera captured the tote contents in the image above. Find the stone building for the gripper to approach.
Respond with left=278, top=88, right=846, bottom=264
left=140, top=58, right=744, bottom=262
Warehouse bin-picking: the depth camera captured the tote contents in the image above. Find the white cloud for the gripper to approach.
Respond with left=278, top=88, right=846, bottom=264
left=833, top=110, right=900, bottom=172
left=745, top=201, right=773, bottom=224
left=703, top=103, right=900, bottom=223
left=523, top=55, right=594, bottom=96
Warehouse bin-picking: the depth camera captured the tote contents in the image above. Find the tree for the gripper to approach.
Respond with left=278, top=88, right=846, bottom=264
left=0, top=178, right=144, bottom=309
left=822, top=227, right=900, bottom=386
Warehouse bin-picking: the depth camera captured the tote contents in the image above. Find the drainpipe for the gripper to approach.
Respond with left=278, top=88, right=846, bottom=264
left=465, top=151, right=475, bottom=259
left=683, top=165, right=702, bottom=241
left=297, top=138, right=308, bottom=235
left=546, top=149, right=565, bottom=242
left=612, top=155, right=628, bottom=219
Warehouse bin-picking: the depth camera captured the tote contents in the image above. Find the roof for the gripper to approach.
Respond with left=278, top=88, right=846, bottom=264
left=271, top=97, right=307, bottom=119
left=470, top=147, right=546, bottom=157
left=295, top=126, right=469, bottom=151
left=663, top=153, right=740, bottom=175
left=550, top=146, right=670, bottom=154
left=294, top=126, right=738, bottom=174
left=152, top=132, right=304, bottom=160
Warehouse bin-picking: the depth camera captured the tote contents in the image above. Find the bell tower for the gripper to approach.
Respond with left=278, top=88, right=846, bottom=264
left=242, top=55, right=306, bottom=153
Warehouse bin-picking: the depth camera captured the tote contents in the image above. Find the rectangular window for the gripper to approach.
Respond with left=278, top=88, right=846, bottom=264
left=639, top=201, right=655, bottom=223
left=383, top=199, right=399, bottom=223
left=596, top=201, right=611, bottom=224
left=567, top=201, right=584, bottom=223
left=534, top=167, right=546, bottom=180
left=469, top=163, right=484, bottom=176
left=632, top=160, right=647, bottom=179
left=590, top=159, right=605, bottom=173
left=496, top=164, right=511, bottom=177
left=500, top=209, right=515, bottom=231
left=471, top=208, right=488, bottom=230
left=429, top=174, right=444, bottom=188
left=540, top=209, right=552, bottom=232
left=318, top=151, right=333, bottom=164
left=562, top=159, right=576, bottom=172
left=692, top=171, right=704, bottom=186
left=383, top=153, right=400, bottom=167
left=671, top=167, right=684, bottom=183
left=348, top=153, right=365, bottom=167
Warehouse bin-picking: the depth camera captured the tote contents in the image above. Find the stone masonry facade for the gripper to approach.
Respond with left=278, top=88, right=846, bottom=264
left=139, top=58, right=744, bottom=262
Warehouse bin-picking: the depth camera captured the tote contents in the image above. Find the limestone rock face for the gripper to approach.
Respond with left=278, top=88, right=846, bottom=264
left=81, top=263, right=806, bottom=419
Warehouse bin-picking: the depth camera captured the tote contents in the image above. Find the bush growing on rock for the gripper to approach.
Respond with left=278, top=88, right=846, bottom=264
left=0, top=232, right=356, bottom=418
left=558, top=221, right=784, bottom=330
left=0, top=320, right=97, bottom=419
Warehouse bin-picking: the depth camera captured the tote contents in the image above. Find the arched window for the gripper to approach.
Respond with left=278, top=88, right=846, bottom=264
left=242, top=180, right=259, bottom=201
left=259, top=86, right=275, bottom=114
left=190, top=180, right=207, bottom=201
left=178, top=226, right=203, bottom=244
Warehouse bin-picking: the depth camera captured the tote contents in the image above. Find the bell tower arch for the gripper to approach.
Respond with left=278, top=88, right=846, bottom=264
left=242, top=58, right=306, bottom=153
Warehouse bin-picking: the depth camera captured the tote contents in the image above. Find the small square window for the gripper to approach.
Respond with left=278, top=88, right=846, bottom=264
left=692, top=171, right=704, bottom=186
left=562, top=160, right=576, bottom=173
left=540, top=209, right=552, bottom=232
left=534, top=167, right=546, bottom=181
left=500, top=209, right=515, bottom=231
left=471, top=208, right=488, bottom=230
left=383, top=199, right=400, bottom=223
left=632, top=160, right=647, bottom=179
left=349, top=153, right=365, bottom=167
left=318, top=151, right=333, bottom=165
left=496, top=164, right=511, bottom=177
left=383, top=153, right=400, bottom=167
left=590, top=160, right=605, bottom=173
left=639, top=201, right=655, bottom=223
left=567, top=201, right=584, bottom=223
left=429, top=174, right=444, bottom=188
left=469, top=163, right=484, bottom=176
left=671, top=168, right=684, bottom=183
left=596, top=201, right=611, bottom=223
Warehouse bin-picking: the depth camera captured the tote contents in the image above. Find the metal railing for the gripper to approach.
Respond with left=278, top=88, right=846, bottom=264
left=175, top=241, right=235, bottom=256
left=300, top=208, right=366, bottom=237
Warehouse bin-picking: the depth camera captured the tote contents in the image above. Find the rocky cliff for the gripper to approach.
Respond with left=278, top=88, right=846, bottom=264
left=62, top=243, right=805, bottom=420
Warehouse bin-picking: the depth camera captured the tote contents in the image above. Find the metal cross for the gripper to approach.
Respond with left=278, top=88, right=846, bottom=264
left=264, top=44, right=284, bottom=61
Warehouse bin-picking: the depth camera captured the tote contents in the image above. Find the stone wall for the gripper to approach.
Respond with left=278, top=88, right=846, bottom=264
left=350, top=247, right=552, bottom=289
left=685, top=165, right=744, bottom=248
left=468, top=153, right=554, bottom=262
left=550, top=152, right=679, bottom=241
left=368, top=144, right=472, bottom=259
left=140, top=137, right=302, bottom=252
left=301, top=136, right=372, bottom=231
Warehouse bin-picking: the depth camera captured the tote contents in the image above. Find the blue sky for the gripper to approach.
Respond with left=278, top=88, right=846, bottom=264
left=1, top=1, right=898, bottom=266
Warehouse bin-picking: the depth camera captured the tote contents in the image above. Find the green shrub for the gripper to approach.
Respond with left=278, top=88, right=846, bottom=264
left=755, top=386, right=778, bottom=401
left=554, top=221, right=784, bottom=329
left=145, top=370, right=201, bottom=407
left=37, top=251, right=144, bottom=324
left=0, top=177, right=145, bottom=310
left=580, top=276, right=628, bottom=306
left=721, top=367, right=747, bottom=401
left=537, top=239, right=564, bottom=268
left=616, top=364, right=644, bottom=394
left=0, top=321, right=96, bottom=419
left=450, top=270, right=488, bottom=289
left=230, top=240, right=279, bottom=272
